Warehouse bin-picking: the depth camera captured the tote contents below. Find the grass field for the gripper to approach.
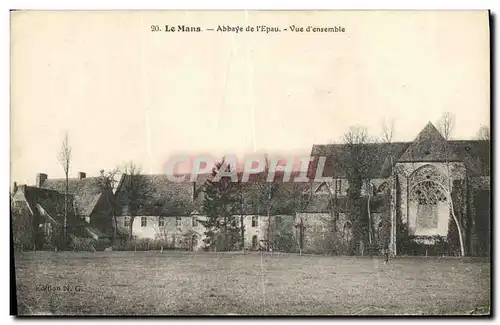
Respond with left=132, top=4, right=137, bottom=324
left=14, top=251, right=491, bottom=316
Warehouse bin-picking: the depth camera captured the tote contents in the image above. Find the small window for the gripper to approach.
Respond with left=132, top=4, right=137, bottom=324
left=124, top=216, right=130, bottom=227
left=252, top=216, right=258, bottom=227
left=159, top=216, right=165, bottom=227
left=176, top=217, right=181, bottom=227
left=231, top=219, right=237, bottom=227
left=275, top=216, right=282, bottom=224
left=192, top=217, right=198, bottom=227
left=141, top=217, right=147, bottom=227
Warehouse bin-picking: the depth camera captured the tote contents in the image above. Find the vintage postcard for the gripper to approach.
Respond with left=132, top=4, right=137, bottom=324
left=10, top=10, right=491, bottom=316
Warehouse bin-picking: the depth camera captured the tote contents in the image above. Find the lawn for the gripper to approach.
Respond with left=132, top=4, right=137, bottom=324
left=14, top=251, right=491, bottom=316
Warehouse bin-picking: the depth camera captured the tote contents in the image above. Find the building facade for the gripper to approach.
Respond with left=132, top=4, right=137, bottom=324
left=42, top=122, right=488, bottom=256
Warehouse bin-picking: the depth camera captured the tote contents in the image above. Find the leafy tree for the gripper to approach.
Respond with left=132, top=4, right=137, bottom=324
left=200, top=158, right=241, bottom=251
left=120, top=162, right=152, bottom=241
left=339, top=125, right=379, bottom=254
left=11, top=202, right=34, bottom=251
left=95, top=168, right=121, bottom=247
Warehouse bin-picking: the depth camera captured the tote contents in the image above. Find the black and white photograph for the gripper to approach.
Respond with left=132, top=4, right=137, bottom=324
left=10, top=10, right=491, bottom=316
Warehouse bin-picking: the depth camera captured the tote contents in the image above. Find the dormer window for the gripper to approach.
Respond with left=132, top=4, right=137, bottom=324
left=424, top=150, right=431, bottom=155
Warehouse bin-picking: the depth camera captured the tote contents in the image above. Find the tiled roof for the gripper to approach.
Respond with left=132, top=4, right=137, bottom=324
left=310, top=122, right=490, bottom=178
left=115, top=172, right=312, bottom=216
left=398, top=122, right=460, bottom=162
left=41, top=177, right=103, bottom=216
left=448, top=140, right=490, bottom=177
left=115, top=174, right=198, bottom=216
left=309, top=142, right=410, bottom=179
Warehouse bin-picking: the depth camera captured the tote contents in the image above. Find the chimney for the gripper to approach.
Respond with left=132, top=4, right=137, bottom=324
left=12, top=182, right=18, bottom=194
left=36, top=173, right=47, bottom=188
left=78, top=172, right=86, bottom=180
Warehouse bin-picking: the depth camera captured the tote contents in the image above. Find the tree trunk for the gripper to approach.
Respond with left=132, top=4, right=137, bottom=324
left=390, top=156, right=397, bottom=256
left=106, top=194, right=118, bottom=248
left=448, top=194, right=465, bottom=257
left=240, top=214, right=244, bottom=252
left=445, top=156, right=465, bottom=257
left=129, top=216, right=134, bottom=242
left=64, top=172, right=68, bottom=250
left=367, top=180, right=372, bottom=246
left=224, top=215, right=227, bottom=251
left=266, top=184, right=271, bottom=252
left=267, top=209, right=270, bottom=252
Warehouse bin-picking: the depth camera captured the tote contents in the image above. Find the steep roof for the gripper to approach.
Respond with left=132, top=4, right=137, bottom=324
left=12, top=185, right=79, bottom=226
left=398, top=122, right=460, bottom=162
left=41, top=177, right=103, bottom=216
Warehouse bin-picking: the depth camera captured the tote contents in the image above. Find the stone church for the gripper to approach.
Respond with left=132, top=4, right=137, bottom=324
left=307, top=122, right=490, bottom=256
left=112, top=122, right=490, bottom=257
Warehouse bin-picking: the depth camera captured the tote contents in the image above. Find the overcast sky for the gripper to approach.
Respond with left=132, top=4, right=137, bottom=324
left=11, top=11, right=490, bottom=185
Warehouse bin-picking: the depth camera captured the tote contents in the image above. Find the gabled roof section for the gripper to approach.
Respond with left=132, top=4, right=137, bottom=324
left=398, top=122, right=460, bottom=162
left=12, top=185, right=78, bottom=225
left=309, top=142, right=410, bottom=178
left=449, top=140, right=490, bottom=177
left=115, top=174, right=198, bottom=216
left=41, top=177, right=103, bottom=216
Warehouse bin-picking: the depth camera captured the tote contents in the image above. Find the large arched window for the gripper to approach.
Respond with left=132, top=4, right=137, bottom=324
left=409, top=165, right=448, bottom=232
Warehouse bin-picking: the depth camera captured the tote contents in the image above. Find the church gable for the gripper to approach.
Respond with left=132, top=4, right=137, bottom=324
left=398, top=122, right=460, bottom=162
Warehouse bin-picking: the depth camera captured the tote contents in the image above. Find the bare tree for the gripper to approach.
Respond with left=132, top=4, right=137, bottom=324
left=476, top=125, right=490, bottom=141
left=121, top=162, right=152, bottom=241
left=380, top=120, right=397, bottom=256
left=57, top=132, right=72, bottom=248
left=343, top=125, right=369, bottom=145
left=437, top=112, right=456, bottom=141
left=381, top=119, right=395, bottom=143
left=436, top=112, right=465, bottom=257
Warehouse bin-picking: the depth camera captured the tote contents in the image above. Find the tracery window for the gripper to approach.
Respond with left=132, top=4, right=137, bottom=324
left=409, top=165, right=448, bottom=232
left=410, top=164, right=447, bottom=186
left=410, top=181, right=447, bottom=205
